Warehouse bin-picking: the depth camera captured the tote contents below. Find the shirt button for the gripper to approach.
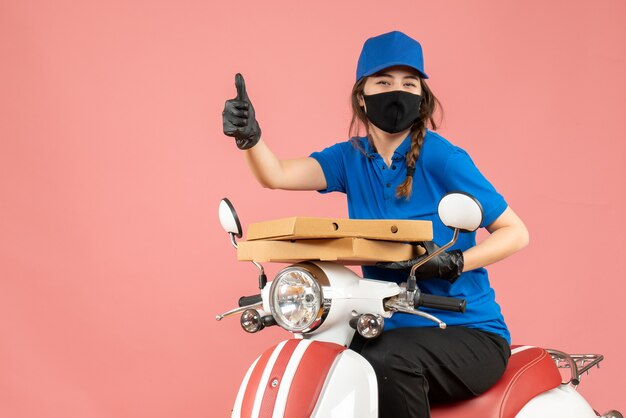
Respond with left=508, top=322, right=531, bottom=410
left=382, top=166, right=386, bottom=170
left=386, top=183, right=391, bottom=188
left=391, top=165, right=396, bottom=170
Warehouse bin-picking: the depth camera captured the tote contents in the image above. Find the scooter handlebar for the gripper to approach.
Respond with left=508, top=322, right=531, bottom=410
left=238, top=294, right=262, bottom=307
left=416, top=293, right=466, bottom=313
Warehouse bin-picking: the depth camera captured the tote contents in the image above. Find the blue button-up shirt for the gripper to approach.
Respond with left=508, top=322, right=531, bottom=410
left=310, top=130, right=510, bottom=343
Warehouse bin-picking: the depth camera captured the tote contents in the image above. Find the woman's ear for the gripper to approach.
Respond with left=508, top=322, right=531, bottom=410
left=358, top=94, right=365, bottom=108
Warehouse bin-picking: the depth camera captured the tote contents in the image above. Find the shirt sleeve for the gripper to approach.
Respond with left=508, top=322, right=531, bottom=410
left=442, top=149, right=508, bottom=228
left=309, top=142, right=348, bottom=194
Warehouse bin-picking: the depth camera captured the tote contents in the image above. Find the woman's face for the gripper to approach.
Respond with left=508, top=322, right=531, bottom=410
left=359, top=65, right=423, bottom=107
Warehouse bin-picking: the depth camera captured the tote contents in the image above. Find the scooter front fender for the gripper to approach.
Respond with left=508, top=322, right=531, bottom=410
left=232, top=339, right=377, bottom=418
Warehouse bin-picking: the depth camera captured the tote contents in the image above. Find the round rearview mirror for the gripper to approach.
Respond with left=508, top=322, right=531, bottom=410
left=219, top=198, right=242, bottom=238
left=437, top=192, right=483, bottom=233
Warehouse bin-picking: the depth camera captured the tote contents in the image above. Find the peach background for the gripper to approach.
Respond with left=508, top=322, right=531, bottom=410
left=1, top=0, right=625, bottom=416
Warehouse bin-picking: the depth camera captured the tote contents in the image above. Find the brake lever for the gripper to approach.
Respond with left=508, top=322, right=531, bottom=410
left=215, top=301, right=262, bottom=321
left=385, top=296, right=447, bottom=329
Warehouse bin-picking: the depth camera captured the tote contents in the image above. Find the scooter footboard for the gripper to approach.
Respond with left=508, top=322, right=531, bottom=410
left=232, top=339, right=377, bottom=418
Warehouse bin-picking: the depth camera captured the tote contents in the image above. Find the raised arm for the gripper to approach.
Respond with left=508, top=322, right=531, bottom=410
left=243, top=140, right=326, bottom=190
left=222, top=73, right=326, bottom=191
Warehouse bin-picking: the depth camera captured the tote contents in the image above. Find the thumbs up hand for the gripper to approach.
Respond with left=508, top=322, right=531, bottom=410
left=222, top=73, right=262, bottom=150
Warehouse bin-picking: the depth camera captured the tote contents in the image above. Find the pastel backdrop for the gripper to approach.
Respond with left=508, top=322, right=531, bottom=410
left=1, top=0, right=625, bottom=416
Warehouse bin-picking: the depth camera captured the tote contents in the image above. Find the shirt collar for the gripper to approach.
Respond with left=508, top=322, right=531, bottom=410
left=360, top=136, right=376, bottom=157
left=393, top=133, right=413, bottom=160
left=360, top=133, right=413, bottom=160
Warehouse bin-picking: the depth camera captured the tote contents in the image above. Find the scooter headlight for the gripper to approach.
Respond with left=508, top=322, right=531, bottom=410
left=269, top=265, right=328, bottom=333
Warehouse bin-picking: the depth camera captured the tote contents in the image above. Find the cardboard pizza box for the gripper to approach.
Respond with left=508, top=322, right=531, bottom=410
left=245, top=217, right=433, bottom=243
left=237, top=237, right=426, bottom=265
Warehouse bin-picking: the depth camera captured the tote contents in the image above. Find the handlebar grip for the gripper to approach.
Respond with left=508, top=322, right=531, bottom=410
left=416, top=293, right=466, bottom=313
left=238, top=294, right=262, bottom=307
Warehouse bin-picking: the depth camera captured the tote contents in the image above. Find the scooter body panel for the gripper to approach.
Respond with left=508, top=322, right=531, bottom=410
left=515, top=384, right=598, bottom=418
left=311, top=349, right=378, bottom=418
left=232, top=356, right=260, bottom=418
left=232, top=339, right=376, bottom=418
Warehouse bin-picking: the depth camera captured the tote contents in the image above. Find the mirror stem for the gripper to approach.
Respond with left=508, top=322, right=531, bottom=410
left=252, top=261, right=264, bottom=275
left=229, top=232, right=267, bottom=288
left=229, top=233, right=238, bottom=249
left=252, top=262, right=266, bottom=289
left=409, top=228, right=460, bottom=278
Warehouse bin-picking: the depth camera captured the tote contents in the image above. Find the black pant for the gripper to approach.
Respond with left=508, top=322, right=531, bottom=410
left=350, top=326, right=510, bottom=418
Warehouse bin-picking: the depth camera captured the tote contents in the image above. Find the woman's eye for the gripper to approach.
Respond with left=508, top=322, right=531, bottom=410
left=376, top=80, right=390, bottom=85
left=404, top=83, right=417, bottom=87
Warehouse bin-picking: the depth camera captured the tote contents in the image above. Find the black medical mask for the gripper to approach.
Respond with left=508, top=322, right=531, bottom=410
left=362, top=91, right=423, bottom=134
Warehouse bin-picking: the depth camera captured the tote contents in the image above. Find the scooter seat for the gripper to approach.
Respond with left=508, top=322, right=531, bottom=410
left=430, top=345, right=562, bottom=418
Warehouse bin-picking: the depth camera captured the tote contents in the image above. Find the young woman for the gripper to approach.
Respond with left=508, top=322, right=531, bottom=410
left=222, top=30, right=529, bottom=418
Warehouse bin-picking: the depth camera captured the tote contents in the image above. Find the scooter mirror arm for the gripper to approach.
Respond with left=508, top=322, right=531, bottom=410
left=229, top=232, right=238, bottom=249
left=215, top=302, right=263, bottom=321
left=252, top=261, right=265, bottom=276
left=409, top=228, right=460, bottom=278
left=228, top=232, right=266, bottom=280
left=406, top=228, right=460, bottom=306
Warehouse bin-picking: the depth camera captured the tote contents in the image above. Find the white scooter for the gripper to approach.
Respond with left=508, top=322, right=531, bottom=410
left=215, top=193, right=622, bottom=418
